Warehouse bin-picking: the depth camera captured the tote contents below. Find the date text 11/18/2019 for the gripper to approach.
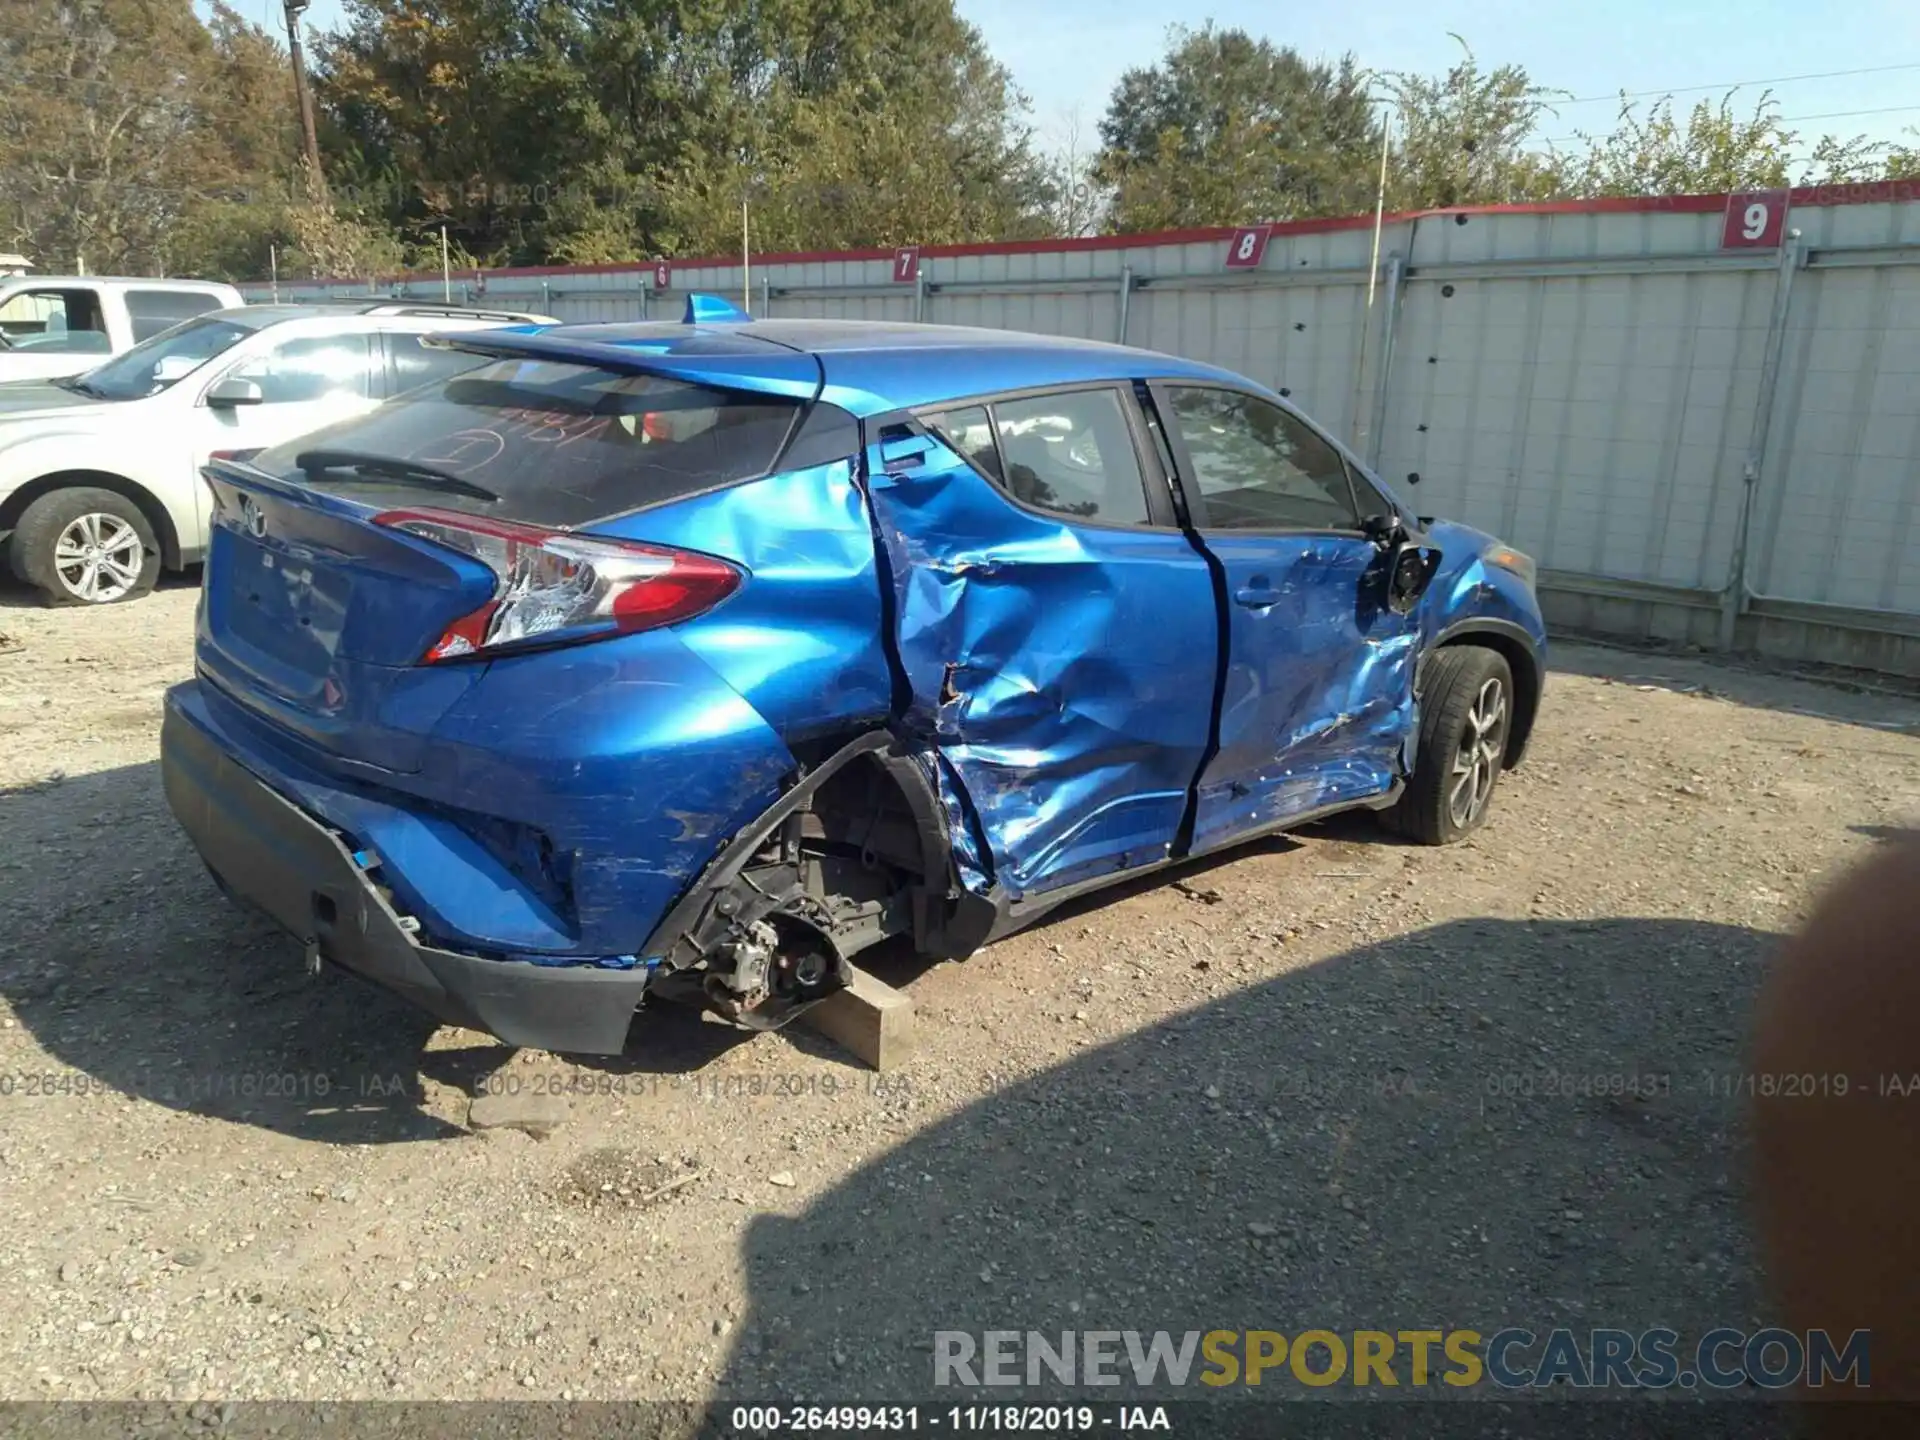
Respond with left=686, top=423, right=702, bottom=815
left=728, top=1405, right=1171, bottom=1432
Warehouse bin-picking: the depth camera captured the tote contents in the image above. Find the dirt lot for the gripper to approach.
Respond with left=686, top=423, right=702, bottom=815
left=0, top=577, right=1916, bottom=1407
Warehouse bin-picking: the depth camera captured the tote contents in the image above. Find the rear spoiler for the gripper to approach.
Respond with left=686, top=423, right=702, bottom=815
left=418, top=328, right=825, bottom=405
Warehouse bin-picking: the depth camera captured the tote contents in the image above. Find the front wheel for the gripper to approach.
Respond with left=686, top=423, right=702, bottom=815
left=8, top=487, right=161, bottom=606
left=1383, top=645, right=1513, bottom=845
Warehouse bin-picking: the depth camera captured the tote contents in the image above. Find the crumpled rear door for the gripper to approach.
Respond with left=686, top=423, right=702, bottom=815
left=859, top=396, right=1219, bottom=902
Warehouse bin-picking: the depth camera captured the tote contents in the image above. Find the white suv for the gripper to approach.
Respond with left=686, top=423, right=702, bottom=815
left=0, top=277, right=246, bottom=381
left=0, top=302, right=553, bottom=605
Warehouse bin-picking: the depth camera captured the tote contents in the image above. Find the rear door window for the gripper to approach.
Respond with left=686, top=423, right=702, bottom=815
left=992, top=390, right=1152, bottom=526
left=1164, top=387, right=1360, bottom=531
left=253, top=354, right=805, bottom=528
left=126, top=289, right=226, bottom=342
left=228, top=334, right=377, bottom=403
left=925, top=388, right=1154, bottom=527
left=924, top=405, right=1005, bottom=484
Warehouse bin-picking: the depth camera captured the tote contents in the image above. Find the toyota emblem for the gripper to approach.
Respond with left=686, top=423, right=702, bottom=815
left=240, top=495, right=267, bottom=539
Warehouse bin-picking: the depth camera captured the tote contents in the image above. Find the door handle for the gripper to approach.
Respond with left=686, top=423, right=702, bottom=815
left=1234, top=585, right=1282, bottom=608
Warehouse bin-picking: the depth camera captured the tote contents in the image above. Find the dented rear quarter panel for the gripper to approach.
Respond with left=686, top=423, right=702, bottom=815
left=415, top=627, right=796, bottom=956
left=191, top=456, right=896, bottom=962
left=396, top=458, right=898, bottom=956
left=590, top=459, right=894, bottom=745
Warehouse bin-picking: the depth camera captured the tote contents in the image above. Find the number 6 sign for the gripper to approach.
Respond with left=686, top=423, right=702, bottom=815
left=1721, top=190, right=1788, bottom=249
left=1225, top=225, right=1272, bottom=269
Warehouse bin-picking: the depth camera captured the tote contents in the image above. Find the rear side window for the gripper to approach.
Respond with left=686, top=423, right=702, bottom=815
left=925, top=405, right=1005, bottom=484
left=126, top=289, right=225, bottom=343
left=254, top=355, right=806, bottom=528
left=387, top=332, right=492, bottom=395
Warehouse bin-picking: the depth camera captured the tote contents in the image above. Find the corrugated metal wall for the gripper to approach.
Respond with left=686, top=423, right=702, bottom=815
left=247, top=197, right=1920, bottom=672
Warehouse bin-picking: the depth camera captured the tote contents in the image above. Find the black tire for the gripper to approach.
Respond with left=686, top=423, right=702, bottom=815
left=1383, top=645, right=1514, bottom=845
left=8, top=487, right=161, bottom=606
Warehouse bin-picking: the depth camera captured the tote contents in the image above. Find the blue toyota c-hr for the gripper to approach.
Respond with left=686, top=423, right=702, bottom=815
left=161, top=298, right=1546, bottom=1054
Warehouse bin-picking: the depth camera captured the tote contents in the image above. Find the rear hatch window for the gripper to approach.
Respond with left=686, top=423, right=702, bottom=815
left=250, top=355, right=805, bottom=528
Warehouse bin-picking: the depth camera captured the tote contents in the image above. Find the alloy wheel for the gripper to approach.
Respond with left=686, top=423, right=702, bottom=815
left=52, top=512, right=145, bottom=603
left=1447, top=675, right=1508, bottom=829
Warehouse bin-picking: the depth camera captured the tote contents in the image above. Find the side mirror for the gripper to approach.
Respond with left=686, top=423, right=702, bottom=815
left=205, top=376, right=263, bottom=408
left=1362, top=512, right=1407, bottom=549
left=1387, top=542, right=1442, bottom=616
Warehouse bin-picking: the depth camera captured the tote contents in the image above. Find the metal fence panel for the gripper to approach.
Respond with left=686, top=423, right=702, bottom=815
left=237, top=195, right=1920, bottom=668
left=1750, top=258, right=1920, bottom=612
left=1374, top=265, right=1773, bottom=594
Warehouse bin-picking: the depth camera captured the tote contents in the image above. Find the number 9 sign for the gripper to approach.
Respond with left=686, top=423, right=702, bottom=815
left=1721, top=190, right=1788, bottom=249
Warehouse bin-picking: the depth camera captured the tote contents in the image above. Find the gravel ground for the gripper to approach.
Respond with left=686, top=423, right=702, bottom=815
left=0, top=578, right=1917, bottom=1409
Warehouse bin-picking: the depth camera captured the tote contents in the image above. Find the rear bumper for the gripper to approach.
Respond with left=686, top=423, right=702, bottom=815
left=161, top=684, right=649, bottom=1055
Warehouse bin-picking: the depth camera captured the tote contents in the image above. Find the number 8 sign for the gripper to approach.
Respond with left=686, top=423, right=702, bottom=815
left=1721, top=190, right=1788, bottom=249
left=1225, top=224, right=1272, bottom=269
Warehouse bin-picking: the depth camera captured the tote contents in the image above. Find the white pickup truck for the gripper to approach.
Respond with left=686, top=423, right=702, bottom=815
left=0, top=277, right=245, bottom=382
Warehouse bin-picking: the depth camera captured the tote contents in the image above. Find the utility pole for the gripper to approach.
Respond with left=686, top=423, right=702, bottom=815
left=282, top=0, right=327, bottom=204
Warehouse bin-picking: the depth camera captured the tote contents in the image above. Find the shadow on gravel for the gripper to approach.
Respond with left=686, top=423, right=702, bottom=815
left=1851, top=824, right=1919, bottom=843
left=0, top=759, right=1405, bottom=1146
left=0, top=759, right=763, bottom=1146
left=723, top=916, right=1781, bottom=1431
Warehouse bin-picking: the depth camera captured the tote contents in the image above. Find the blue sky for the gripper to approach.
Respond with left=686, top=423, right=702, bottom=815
left=271, top=0, right=1920, bottom=154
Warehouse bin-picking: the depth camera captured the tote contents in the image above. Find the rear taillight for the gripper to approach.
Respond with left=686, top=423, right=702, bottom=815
left=373, top=507, right=741, bottom=664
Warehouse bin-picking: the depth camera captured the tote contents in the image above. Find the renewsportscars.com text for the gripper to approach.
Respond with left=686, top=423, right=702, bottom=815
left=932, top=1327, right=1869, bottom=1390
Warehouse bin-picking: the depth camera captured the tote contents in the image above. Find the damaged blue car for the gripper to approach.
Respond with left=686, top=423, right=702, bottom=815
left=161, top=300, right=1545, bottom=1053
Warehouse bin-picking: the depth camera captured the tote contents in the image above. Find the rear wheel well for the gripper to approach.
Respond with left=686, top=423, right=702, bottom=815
left=1434, top=632, right=1541, bottom=766
left=0, top=471, right=184, bottom=570
left=645, top=732, right=982, bottom=1026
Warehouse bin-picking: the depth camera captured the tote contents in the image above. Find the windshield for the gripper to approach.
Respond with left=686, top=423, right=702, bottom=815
left=255, top=353, right=806, bottom=528
left=67, top=315, right=256, bottom=401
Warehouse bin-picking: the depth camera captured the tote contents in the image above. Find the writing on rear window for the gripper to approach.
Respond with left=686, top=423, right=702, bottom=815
left=256, top=356, right=804, bottom=528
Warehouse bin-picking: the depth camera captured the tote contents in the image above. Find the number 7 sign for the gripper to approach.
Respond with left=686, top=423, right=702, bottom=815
left=1722, top=190, right=1788, bottom=249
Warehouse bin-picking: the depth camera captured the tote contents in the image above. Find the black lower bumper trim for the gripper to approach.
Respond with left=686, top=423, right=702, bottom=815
left=161, top=688, right=648, bottom=1055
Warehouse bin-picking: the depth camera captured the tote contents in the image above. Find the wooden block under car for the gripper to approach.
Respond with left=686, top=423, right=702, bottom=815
left=800, top=963, right=914, bottom=1071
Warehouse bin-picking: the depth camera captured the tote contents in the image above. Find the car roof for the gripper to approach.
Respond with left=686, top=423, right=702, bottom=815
left=0, top=276, right=239, bottom=290
left=449, top=317, right=1259, bottom=418
left=203, top=302, right=552, bottom=329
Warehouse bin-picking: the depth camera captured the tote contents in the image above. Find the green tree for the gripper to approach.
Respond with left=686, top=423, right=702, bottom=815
left=1382, top=40, right=1566, bottom=210
left=1093, top=23, right=1379, bottom=230
left=0, top=0, right=250, bottom=274
left=1564, top=90, right=1915, bottom=195
left=1888, top=132, right=1920, bottom=182
left=0, top=0, right=307, bottom=277
left=313, top=0, right=1051, bottom=266
left=1572, top=91, right=1794, bottom=195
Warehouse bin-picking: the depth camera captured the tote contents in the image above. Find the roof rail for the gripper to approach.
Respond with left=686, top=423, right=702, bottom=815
left=367, top=302, right=547, bottom=322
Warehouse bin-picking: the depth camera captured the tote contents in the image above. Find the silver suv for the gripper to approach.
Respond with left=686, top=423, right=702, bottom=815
left=0, top=302, right=553, bottom=605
